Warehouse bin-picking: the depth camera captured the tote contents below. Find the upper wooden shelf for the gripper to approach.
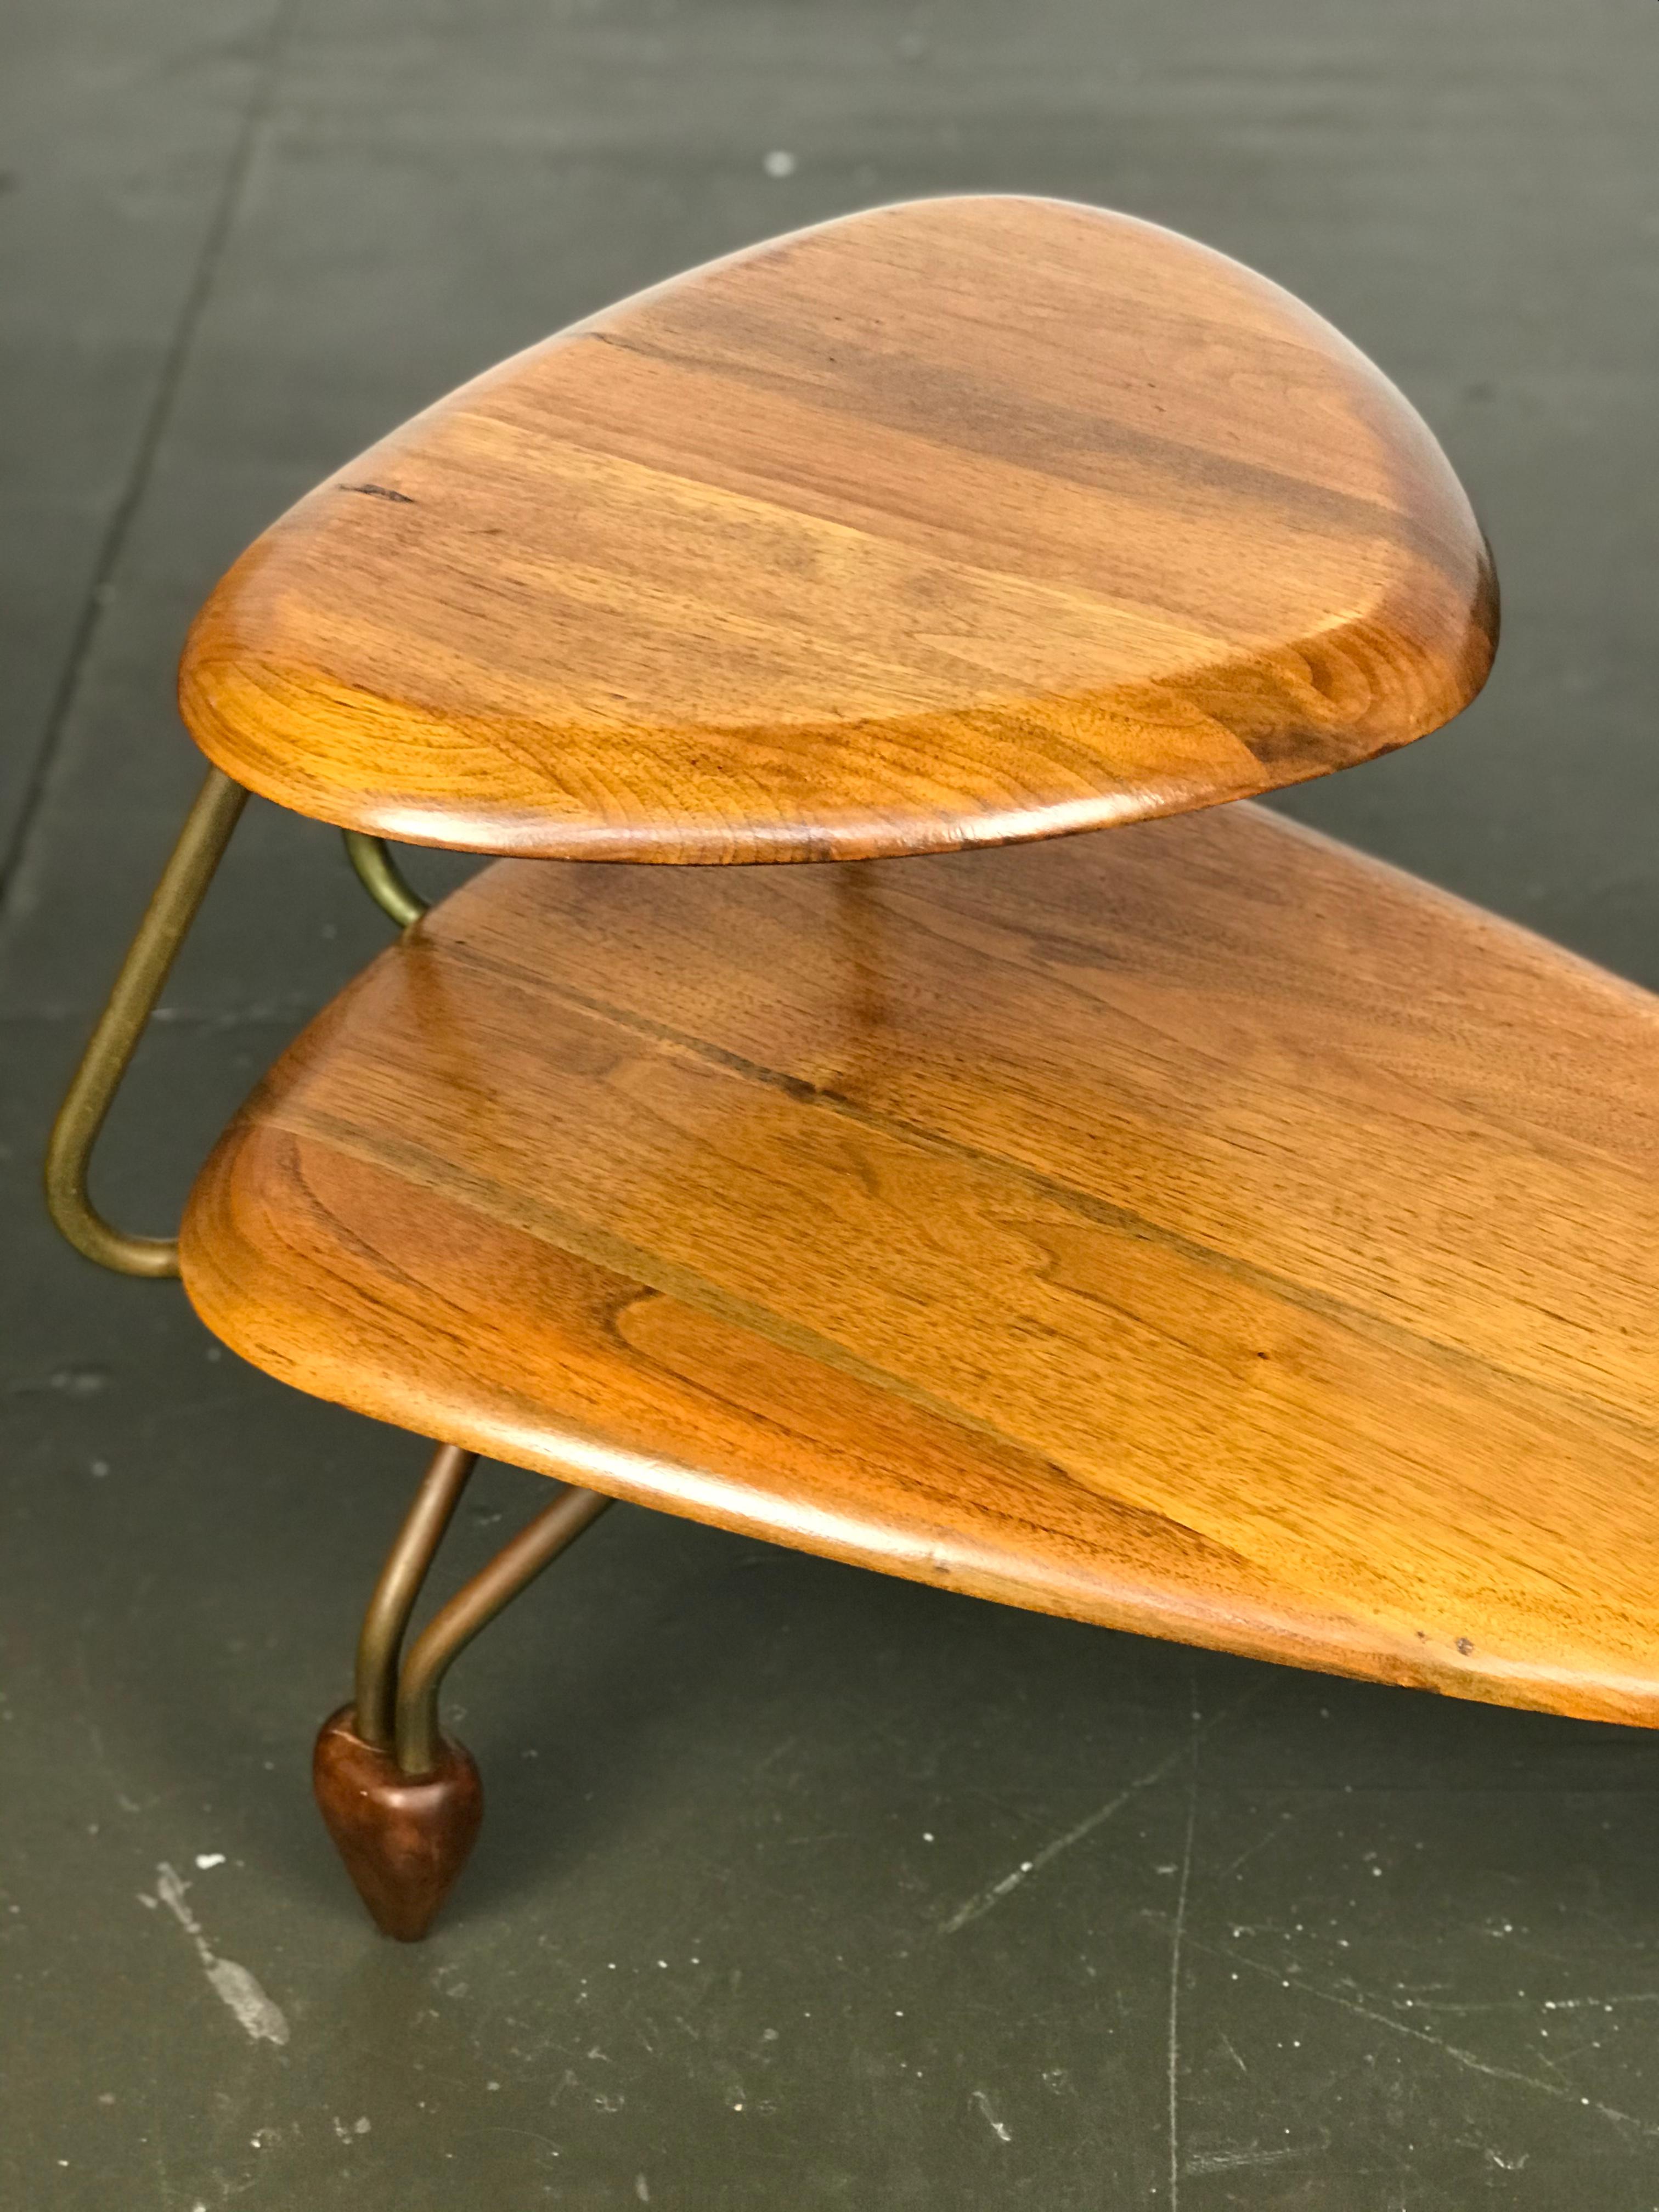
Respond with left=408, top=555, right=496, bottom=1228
left=178, top=196, right=1496, bottom=863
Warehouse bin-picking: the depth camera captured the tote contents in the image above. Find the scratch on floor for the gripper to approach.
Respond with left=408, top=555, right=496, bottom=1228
left=75, top=1647, right=146, bottom=1815
left=1214, top=1809, right=1297, bottom=1885
left=940, top=1684, right=1265, bottom=1936
left=1166, top=1689, right=1200, bottom=2212
left=1186, top=2143, right=1310, bottom=2174
left=941, top=1743, right=1187, bottom=1933
left=1199, top=1943, right=1659, bottom=2140
left=970, top=2089, right=1012, bottom=2142
left=153, top=1863, right=289, bottom=2046
left=1409, top=1991, right=1659, bottom=2017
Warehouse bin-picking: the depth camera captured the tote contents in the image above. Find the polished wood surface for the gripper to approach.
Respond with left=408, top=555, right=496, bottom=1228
left=182, top=805, right=1659, bottom=1724
left=178, top=197, right=1496, bottom=862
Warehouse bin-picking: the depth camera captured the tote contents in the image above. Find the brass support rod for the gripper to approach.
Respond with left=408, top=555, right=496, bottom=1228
left=394, top=1482, right=612, bottom=1778
left=44, top=766, right=249, bottom=1277
left=342, top=831, right=428, bottom=929
left=353, top=1443, right=479, bottom=1751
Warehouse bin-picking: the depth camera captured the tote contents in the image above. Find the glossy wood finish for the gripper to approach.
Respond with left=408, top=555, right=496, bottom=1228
left=313, top=1707, right=482, bottom=1941
left=182, top=805, right=1659, bottom=1725
left=178, top=197, right=1496, bottom=863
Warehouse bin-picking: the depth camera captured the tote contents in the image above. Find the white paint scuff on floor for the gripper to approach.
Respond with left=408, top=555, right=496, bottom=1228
left=971, top=2090, right=1012, bottom=2143
left=151, top=1861, right=290, bottom=2046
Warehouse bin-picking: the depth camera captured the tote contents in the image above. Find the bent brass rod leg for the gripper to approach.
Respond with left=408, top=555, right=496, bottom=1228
left=353, top=1443, right=479, bottom=1752
left=342, top=831, right=428, bottom=929
left=44, top=766, right=249, bottom=1278
left=394, top=1483, right=612, bottom=1779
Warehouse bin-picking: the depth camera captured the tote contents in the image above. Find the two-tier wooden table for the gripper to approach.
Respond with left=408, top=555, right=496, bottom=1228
left=48, top=197, right=1657, bottom=1943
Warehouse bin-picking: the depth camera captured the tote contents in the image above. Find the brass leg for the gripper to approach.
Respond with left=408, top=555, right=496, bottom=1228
left=342, top=830, right=428, bottom=929
left=44, top=766, right=249, bottom=1277
left=45, top=779, right=428, bottom=1278
left=394, top=1482, right=612, bottom=1775
left=353, top=1442, right=478, bottom=1751
left=314, top=1443, right=611, bottom=1940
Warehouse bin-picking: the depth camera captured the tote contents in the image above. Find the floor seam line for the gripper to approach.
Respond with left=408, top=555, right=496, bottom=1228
left=0, top=0, right=302, bottom=914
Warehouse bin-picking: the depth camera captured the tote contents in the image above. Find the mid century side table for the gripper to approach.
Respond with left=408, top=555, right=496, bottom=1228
left=46, top=198, right=1659, bottom=1942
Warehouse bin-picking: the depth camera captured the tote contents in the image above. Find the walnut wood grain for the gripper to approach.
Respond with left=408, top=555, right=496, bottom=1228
left=178, top=196, right=1496, bottom=862
left=180, top=805, right=1659, bottom=1726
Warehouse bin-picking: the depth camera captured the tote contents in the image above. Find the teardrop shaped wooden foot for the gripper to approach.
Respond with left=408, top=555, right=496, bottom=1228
left=313, top=1707, right=482, bottom=1940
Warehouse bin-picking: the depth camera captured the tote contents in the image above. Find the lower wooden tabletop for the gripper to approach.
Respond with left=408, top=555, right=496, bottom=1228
left=181, top=803, right=1659, bottom=1726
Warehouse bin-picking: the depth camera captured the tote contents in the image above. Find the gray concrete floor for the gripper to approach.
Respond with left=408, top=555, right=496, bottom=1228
left=3, top=0, right=1657, bottom=2204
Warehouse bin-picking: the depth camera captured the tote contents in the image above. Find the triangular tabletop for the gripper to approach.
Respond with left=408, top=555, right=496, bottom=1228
left=183, top=804, right=1659, bottom=1724
left=179, top=196, right=1496, bottom=861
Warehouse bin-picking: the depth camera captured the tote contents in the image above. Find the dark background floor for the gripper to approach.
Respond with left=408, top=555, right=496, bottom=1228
left=3, top=1, right=1657, bottom=2205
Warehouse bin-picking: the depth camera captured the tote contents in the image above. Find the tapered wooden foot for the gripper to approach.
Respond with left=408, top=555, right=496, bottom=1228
left=313, top=1707, right=482, bottom=1941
